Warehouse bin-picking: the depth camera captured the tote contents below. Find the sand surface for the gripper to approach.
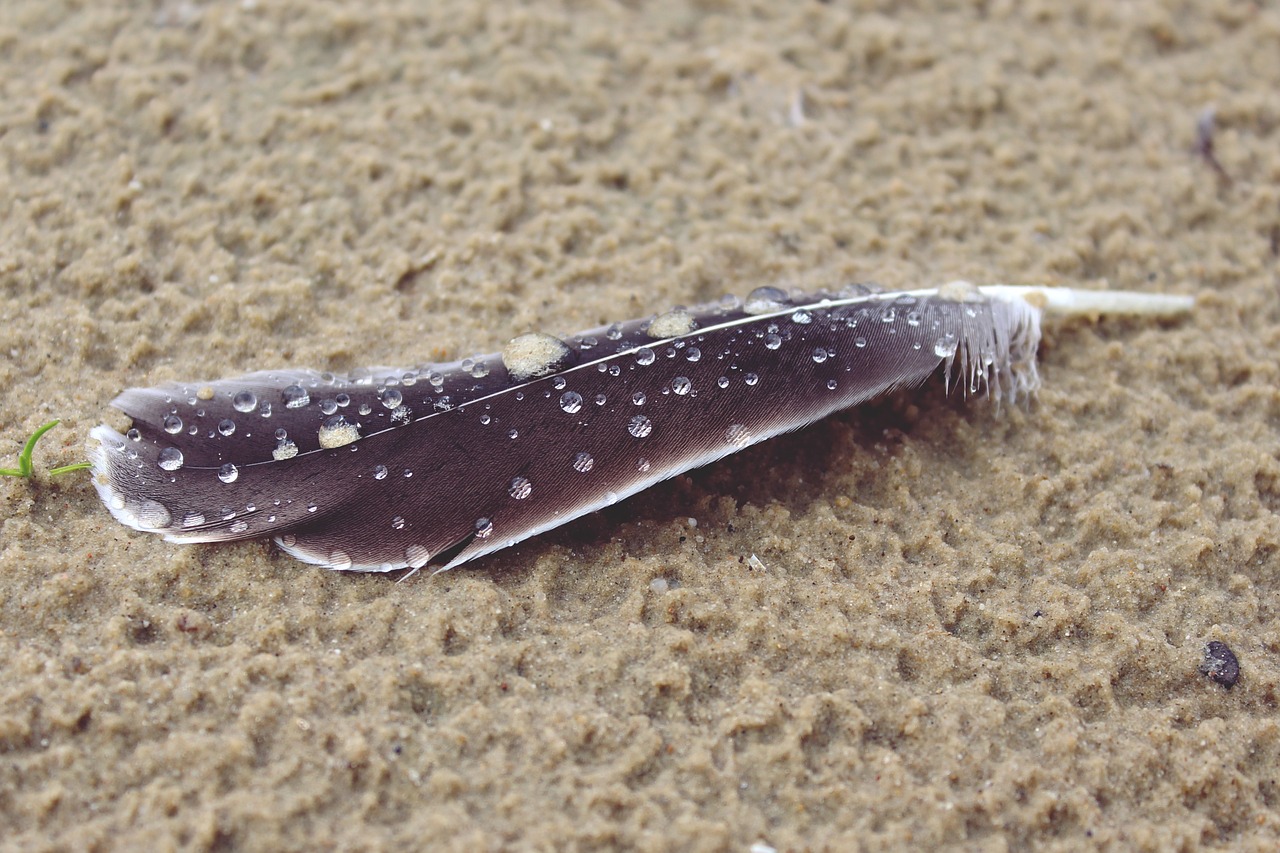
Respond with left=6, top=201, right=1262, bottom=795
left=3, top=1, right=1279, bottom=850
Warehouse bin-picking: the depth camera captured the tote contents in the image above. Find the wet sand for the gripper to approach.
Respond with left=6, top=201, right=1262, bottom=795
left=3, top=1, right=1279, bottom=850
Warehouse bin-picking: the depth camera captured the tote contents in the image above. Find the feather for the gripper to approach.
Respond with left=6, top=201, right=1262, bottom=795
left=89, top=282, right=1193, bottom=574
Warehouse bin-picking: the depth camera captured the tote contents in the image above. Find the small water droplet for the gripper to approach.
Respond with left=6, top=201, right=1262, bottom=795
left=764, top=333, right=782, bottom=350
left=717, top=376, right=730, bottom=388
left=320, top=399, right=338, bottom=415
left=881, top=307, right=896, bottom=323
left=392, top=516, right=406, bottom=530
left=182, top=511, right=205, bottom=528
left=827, top=379, right=838, bottom=390
left=745, top=373, right=759, bottom=386
left=573, top=452, right=594, bottom=473
left=218, top=463, right=239, bottom=484
left=628, top=415, right=653, bottom=438
left=336, top=393, right=350, bottom=408
left=791, top=309, right=813, bottom=324
left=635, top=347, right=656, bottom=366
left=163, top=415, right=183, bottom=434
left=258, top=401, right=272, bottom=418
left=359, top=403, right=372, bottom=415
left=672, top=376, right=692, bottom=395
left=274, top=428, right=289, bottom=441
left=232, top=390, right=257, bottom=413
left=474, top=517, right=494, bottom=539
left=217, top=419, right=236, bottom=436
left=551, top=376, right=567, bottom=390
left=812, top=348, right=828, bottom=364
left=479, top=413, right=491, bottom=425
left=127, top=428, right=141, bottom=442
left=632, top=391, right=647, bottom=406
left=406, top=545, right=431, bottom=568
left=685, top=346, right=701, bottom=363
left=307, top=503, right=318, bottom=513
left=403, top=469, right=413, bottom=478
left=934, top=335, right=958, bottom=358
left=605, top=323, right=623, bottom=340
left=272, top=439, right=298, bottom=460
left=374, top=465, right=388, bottom=480
left=594, top=393, right=607, bottom=406
left=229, top=519, right=249, bottom=534
left=855, top=337, right=867, bottom=348
left=329, top=550, right=353, bottom=571
left=637, top=458, right=651, bottom=473
left=508, top=476, right=533, bottom=499
left=283, top=385, right=310, bottom=409
left=559, top=391, right=583, bottom=413
left=157, top=447, right=184, bottom=471
left=507, top=428, right=519, bottom=440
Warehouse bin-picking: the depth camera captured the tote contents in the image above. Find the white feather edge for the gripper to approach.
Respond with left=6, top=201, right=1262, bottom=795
left=88, top=283, right=1194, bottom=573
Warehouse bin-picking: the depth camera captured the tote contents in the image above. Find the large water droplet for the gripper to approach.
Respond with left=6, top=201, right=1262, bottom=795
left=232, top=390, right=257, bottom=413
left=163, top=415, right=183, bottom=435
left=508, top=476, right=533, bottom=500
left=671, top=376, right=692, bottom=396
left=717, top=376, right=730, bottom=388
left=135, top=500, right=172, bottom=530
left=632, top=391, right=646, bottom=406
left=811, top=348, right=828, bottom=364
left=272, top=439, right=298, bottom=460
left=218, top=463, right=238, bottom=484
left=628, top=415, right=653, bottom=438
left=685, top=347, right=701, bottom=363
left=934, top=335, right=958, bottom=358
left=573, top=452, right=594, bottom=473
left=157, top=447, right=184, bottom=471
left=744, top=286, right=789, bottom=314
left=635, top=347, right=656, bottom=366
left=283, top=385, right=310, bottom=409
left=764, top=333, right=782, bottom=350
left=318, top=416, right=360, bottom=449
left=725, top=424, right=752, bottom=447
left=406, top=545, right=431, bottom=568
left=329, top=551, right=353, bottom=571
left=559, top=391, right=583, bottom=414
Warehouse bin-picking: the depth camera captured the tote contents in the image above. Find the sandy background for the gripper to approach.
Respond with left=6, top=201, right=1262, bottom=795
left=2, top=0, right=1279, bottom=850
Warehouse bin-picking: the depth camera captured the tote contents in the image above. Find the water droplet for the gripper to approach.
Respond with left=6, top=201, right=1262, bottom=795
left=671, top=376, right=692, bottom=395
left=126, top=428, right=141, bottom=442
left=218, top=463, right=238, bottom=484
left=163, top=415, right=183, bottom=434
left=594, top=393, right=607, bottom=406
left=573, top=452, right=594, bottom=473
left=855, top=337, right=867, bottom=348
left=637, top=458, right=651, bottom=473
left=470, top=361, right=490, bottom=378
left=479, top=413, right=491, bottom=425
left=359, top=403, right=372, bottom=415
left=906, top=310, right=922, bottom=327
left=605, top=323, right=623, bottom=340
left=508, top=476, right=533, bottom=500
left=744, top=373, right=759, bottom=386
left=426, top=371, right=445, bottom=388
left=258, top=402, right=272, bottom=417
left=232, top=390, right=257, bottom=413
left=229, top=519, right=249, bottom=534
left=725, top=424, right=752, bottom=447
left=764, top=333, right=782, bottom=350
left=406, top=545, right=431, bottom=568
left=717, top=376, right=730, bottom=388
left=217, top=419, right=236, bottom=436
left=685, top=347, right=701, bottom=363
left=374, top=465, right=388, bottom=480
left=648, top=309, right=696, bottom=339
left=474, top=517, right=494, bottom=539
left=628, top=414, right=653, bottom=438
left=329, top=550, right=353, bottom=571
left=272, top=439, right=298, bottom=460
left=934, top=335, right=958, bottom=358
left=135, top=500, right=172, bottom=530
left=507, top=428, right=519, bottom=440
left=812, top=348, right=828, bottom=364
left=320, top=399, right=338, bottom=415
left=274, top=428, right=288, bottom=441
left=391, top=405, right=412, bottom=425
left=827, top=379, right=838, bottom=390
left=502, top=332, right=571, bottom=382
left=403, top=469, right=413, bottom=478
left=744, top=286, right=789, bottom=314
left=157, top=447, right=184, bottom=471
left=881, top=307, right=896, bottom=323
left=392, top=516, right=406, bottom=530
left=559, top=391, right=583, bottom=414
left=336, top=393, right=350, bottom=408
left=632, top=391, right=647, bottom=406
left=635, top=347, right=656, bottom=366
left=182, top=511, right=205, bottom=528
left=791, top=309, right=813, bottom=324
left=283, top=385, right=310, bottom=409
left=318, top=416, right=360, bottom=449
left=552, top=376, right=567, bottom=391
left=307, top=503, right=318, bottom=513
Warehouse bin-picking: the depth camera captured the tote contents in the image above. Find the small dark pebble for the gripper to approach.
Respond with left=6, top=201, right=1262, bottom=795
left=1199, top=640, right=1240, bottom=689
